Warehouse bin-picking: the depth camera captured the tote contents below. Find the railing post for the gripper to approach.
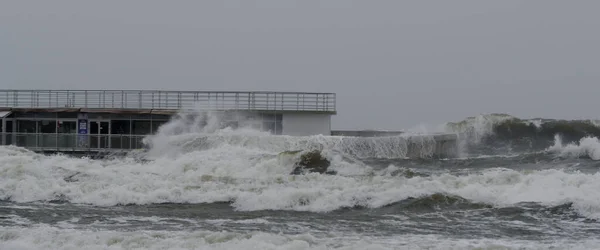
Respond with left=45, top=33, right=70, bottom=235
left=158, top=91, right=162, bottom=108
left=235, top=93, right=239, bottom=110
left=178, top=92, right=182, bottom=108
left=333, top=94, right=336, bottom=111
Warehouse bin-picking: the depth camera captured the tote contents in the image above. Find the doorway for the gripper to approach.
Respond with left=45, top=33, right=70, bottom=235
left=90, top=121, right=110, bottom=148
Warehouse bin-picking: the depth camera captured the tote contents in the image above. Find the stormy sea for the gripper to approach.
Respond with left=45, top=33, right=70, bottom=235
left=2, top=113, right=600, bottom=250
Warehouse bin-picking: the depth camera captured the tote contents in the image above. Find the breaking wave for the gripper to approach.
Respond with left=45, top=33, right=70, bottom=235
left=547, top=135, right=600, bottom=160
left=140, top=110, right=452, bottom=160
left=1, top=143, right=600, bottom=220
left=444, top=113, right=600, bottom=156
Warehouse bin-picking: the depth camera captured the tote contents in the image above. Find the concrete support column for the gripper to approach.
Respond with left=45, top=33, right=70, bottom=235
left=12, top=119, right=16, bottom=145
left=1, top=118, right=5, bottom=145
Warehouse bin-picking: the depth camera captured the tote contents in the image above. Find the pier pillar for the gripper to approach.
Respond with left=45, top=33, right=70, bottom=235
left=1, top=117, right=5, bottom=145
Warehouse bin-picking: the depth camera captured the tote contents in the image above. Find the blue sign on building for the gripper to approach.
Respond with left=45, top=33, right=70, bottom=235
left=77, top=114, right=88, bottom=148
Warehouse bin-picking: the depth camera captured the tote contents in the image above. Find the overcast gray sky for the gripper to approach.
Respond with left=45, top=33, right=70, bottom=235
left=2, top=1, right=599, bottom=130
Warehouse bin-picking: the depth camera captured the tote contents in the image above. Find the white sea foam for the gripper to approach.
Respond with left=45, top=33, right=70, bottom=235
left=547, top=135, right=600, bottom=160
left=1, top=225, right=598, bottom=250
left=2, top=111, right=600, bottom=219
left=2, top=144, right=600, bottom=219
left=138, top=110, right=442, bottom=160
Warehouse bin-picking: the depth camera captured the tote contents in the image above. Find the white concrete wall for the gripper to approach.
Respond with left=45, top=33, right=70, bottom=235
left=281, top=113, right=331, bottom=136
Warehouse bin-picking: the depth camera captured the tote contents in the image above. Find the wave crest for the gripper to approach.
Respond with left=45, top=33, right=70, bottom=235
left=547, top=135, right=600, bottom=160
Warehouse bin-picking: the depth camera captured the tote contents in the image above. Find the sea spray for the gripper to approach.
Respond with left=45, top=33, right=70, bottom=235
left=140, top=110, right=445, bottom=160
left=547, top=134, right=600, bottom=160
left=442, top=114, right=600, bottom=156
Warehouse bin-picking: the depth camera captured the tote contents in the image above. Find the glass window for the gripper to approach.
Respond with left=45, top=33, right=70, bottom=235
left=58, top=121, right=77, bottom=134
left=275, top=121, right=282, bottom=135
left=17, top=120, right=36, bottom=133
left=263, top=121, right=275, bottom=134
left=132, top=121, right=151, bottom=135
left=5, top=121, right=13, bottom=145
left=111, top=120, right=131, bottom=134
left=151, top=121, right=167, bottom=134
left=38, top=120, right=56, bottom=133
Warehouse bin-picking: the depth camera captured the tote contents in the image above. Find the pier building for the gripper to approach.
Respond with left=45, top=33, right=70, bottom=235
left=0, top=90, right=335, bottom=154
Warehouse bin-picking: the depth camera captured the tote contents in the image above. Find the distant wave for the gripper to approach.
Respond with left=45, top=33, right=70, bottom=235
left=444, top=114, right=600, bottom=157
left=445, top=113, right=600, bottom=143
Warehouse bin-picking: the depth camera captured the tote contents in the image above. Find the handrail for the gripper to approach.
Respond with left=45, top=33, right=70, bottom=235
left=0, top=90, right=336, bottom=112
left=1, top=132, right=147, bottom=151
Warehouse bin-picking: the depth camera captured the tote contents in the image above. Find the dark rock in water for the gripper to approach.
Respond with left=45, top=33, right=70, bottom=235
left=290, top=150, right=333, bottom=175
left=63, top=173, right=80, bottom=183
left=390, top=168, right=428, bottom=178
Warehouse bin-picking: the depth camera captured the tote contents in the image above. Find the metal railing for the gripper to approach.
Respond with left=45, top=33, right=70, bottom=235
left=0, top=90, right=336, bottom=112
left=1, top=133, right=146, bottom=151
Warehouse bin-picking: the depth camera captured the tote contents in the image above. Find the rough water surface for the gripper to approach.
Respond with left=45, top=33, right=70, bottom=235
left=1, top=113, right=600, bottom=250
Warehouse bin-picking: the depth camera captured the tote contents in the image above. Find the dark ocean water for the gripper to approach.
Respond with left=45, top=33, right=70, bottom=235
left=1, top=114, right=600, bottom=249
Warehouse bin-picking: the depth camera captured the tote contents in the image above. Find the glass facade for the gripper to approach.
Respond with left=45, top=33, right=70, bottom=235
left=1, top=111, right=286, bottom=150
